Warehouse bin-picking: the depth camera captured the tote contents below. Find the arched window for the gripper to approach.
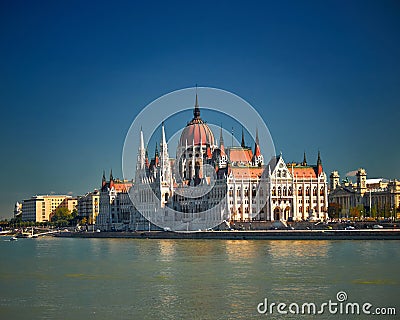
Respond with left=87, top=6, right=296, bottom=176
left=320, top=187, right=325, bottom=196
left=306, top=187, right=310, bottom=196
left=298, top=187, right=303, bottom=196
left=283, top=186, right=287, bottom=196
left=278, top=187, right=281, bottom=196
left=272, top=187, right=276, bottom=196
left=288, top=187, right=292, bottom=196
left=313, top=187, right=317, bottom=196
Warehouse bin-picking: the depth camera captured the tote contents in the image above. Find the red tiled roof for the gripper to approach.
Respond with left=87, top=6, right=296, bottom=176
left=290, top=167, right=317, bottom=178
left=113, top=182, right=132, bottom=192
left=229, top=148, right=253, bottom=163
left=230, top=167, right=263, bottom=179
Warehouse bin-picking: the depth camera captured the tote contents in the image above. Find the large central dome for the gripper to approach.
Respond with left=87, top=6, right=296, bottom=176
left=179, top=95, right=215, bottom=147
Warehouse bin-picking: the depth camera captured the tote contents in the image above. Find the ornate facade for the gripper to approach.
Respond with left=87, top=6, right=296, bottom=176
left=128, top=95, right=328, bottom=231
left=329, top=168, right=400, bottom=218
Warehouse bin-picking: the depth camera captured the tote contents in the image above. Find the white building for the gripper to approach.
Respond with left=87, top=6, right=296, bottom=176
left=128, top=95, right=328, bottom=231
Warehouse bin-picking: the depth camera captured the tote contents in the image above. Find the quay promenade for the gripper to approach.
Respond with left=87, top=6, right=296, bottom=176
left=55, top=229, right=400, bottom=240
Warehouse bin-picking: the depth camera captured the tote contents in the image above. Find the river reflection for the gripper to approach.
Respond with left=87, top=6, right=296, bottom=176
left=0, top=238, right=399, bottom=320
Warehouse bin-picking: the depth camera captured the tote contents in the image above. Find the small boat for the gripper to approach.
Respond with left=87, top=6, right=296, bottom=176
left=9, top=236, right=18, bottom=241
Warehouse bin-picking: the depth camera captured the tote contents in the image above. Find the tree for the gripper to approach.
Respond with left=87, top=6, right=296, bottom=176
left=51, top=207, right=72, bottom=223
left=349, top=206, right=361, bottom=220
left=328, top=203, right=341, bottom=220
left=371, top=205, right=378, bottom=219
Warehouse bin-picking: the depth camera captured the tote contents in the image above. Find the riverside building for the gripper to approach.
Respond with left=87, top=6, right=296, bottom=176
left=77, top=190, right=100, bottom=224
left=329, top=168, right=400, bottom=218
left=97, top=95, right=328, bottom=231
left=22, top=195, right=77, bottom=222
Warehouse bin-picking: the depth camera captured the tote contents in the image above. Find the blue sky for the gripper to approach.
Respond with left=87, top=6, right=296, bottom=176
left=0, top=0, right=399, bottom=218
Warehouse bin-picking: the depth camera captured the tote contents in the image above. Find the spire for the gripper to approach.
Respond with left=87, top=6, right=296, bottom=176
left=160, top=121, right=171, bottom=183
left=154, top=143, right=159, bottom=166
left=102, top=170, right=106, bottom=187
left=137, top=127, right=146, bottom=170
left=155, top=143, right=159, bottom=157
left=145, top=149, right=149, bottom=168
left=193, top=92, right=200, bottom=119
left=317, top=150, right=323, bottom=175
left=161, top=122, right=167, bottom=146
left=303, top=151, right=307, bottom=166
left=219, top=125, right=225, bottom=156
left=109, top=169, right=114, bottom=189
left=254, top=127, right=261, bottom=157
left=241, top=127, right=245, bottom=148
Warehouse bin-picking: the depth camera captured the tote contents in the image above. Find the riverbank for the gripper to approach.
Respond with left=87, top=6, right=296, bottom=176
left=54, top=229, right=400, bottom=240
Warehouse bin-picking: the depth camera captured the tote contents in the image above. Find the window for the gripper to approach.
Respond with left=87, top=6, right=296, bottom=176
left=320, top=187, right=325, bottom=196
left=272, top=187, right=276, bottom=196
left=313, top=187, right=317, bottom=196
left=306, top=187, right=310, bottom=196
left=298, top=187, right=303, bottom=196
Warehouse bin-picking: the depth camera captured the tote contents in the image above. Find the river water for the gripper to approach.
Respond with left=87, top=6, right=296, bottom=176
left=0, top=237, right=399, bottom=319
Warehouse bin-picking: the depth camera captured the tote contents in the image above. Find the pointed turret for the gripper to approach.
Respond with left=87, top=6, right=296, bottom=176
left=254, top=128, right=261, bottom=157
left=193, top=93, right=200, bottom=119
left=154, top=143, right=159, bottom=167
left=217, top=125, right=228, bottom=169
left=136, top=127, right=146, bottom=170
left=252, top=128, right=263, bottom=166
left=109, top=169, right=114, bottom=189
left=206, top=146, right=212, bottom=159
left=302, top=151, right=307, bottom=166
left=241, top=127, right=246, bottom=148
left=317, top=150, right=323, bottom=175
left=219, top=125, right=225, bottom=156
left=102, top=170, right=107, bottom=188
left=160, top=121, right=171, bottom=183
left=145, top=149, right=149, bottom=168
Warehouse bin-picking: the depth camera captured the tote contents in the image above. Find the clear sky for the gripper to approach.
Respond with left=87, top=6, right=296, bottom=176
left=1, top=0, right=399, bottom=219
